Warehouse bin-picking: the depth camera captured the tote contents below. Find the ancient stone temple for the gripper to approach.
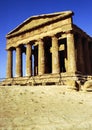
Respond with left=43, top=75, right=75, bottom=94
left=3, top=11, right=92, bottom=87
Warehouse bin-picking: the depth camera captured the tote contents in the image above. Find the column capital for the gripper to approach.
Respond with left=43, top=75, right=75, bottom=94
left=66, top=30, right=74, bottom=35
left=37, top=38, right=43, bottom=42
left=26, top=40, right=35, bottom=45
left=26, top=41, right=31, bottom=45
left=34, top=38, right=43, bottom=46
left=50, top=34, right=57, bottom=38
left=7, top=47, right=13, bottom=51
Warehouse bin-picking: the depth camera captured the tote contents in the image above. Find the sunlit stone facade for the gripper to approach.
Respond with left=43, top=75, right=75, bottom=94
left=4, top=11, right=92, bottom=87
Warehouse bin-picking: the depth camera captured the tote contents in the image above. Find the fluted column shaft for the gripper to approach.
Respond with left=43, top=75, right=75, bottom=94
left=16, top=46, right=22, bottom=77
left=67, top=32, right=77, bottom=73
left=52, top=36, right=60, bottom=74
left=6, top=49, right=13, bottom=78
left=26, top=43, right=32, bottom=76
left=38, top=39, right=45, bottom=75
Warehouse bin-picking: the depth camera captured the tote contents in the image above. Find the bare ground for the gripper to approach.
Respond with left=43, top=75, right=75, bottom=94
left=0, top=85, right=92, bottom=130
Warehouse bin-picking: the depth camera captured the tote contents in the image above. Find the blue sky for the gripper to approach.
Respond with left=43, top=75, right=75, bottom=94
left=0, top=0, right=92, bottom=79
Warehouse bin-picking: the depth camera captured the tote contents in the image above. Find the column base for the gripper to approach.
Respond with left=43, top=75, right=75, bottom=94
left=1, top=73, right=92, bottom=92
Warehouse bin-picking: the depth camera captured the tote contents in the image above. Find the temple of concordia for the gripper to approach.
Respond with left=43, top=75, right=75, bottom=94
left=2, top=11, right=92, bottom=89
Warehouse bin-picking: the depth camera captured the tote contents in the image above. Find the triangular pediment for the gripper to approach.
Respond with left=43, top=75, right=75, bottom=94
left=7, top=11, right=73, bottom=37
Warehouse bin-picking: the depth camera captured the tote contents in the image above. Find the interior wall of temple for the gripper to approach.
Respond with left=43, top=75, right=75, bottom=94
left=74, top=33, right=92, bottom=75
left=58, top=38, right=67, bottom=73
left=44, top=37, right=52, bottom=74
left=89, top=42, right=92, bottom=73
left=34, top=45, right=38, bottom=76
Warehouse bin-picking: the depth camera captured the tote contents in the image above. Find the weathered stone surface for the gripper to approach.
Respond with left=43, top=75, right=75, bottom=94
left=52, top=35, right=60, bottom=74
left=4, top=11, right=92, bottom=86
left=38, top=39, right=45, bottom=75
left=6, top=49, right=13, bottom=78
left=6, top=11, right=73, bottom=47
left=26, top=43, right=32, bottom=76
left=82, top=80, right=92, bottom=92
left=16, top=46, right=22, bottom=77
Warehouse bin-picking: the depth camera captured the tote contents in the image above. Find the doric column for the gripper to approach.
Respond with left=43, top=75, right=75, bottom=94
left=26, top=43, right=32, bottom=76
left=67, top=31, right=77, bottom=73
left=16, top=46, right=22, bottom=77
left=52, top=35, right=60, bottom=74
left=77, top=36, right=85, bottom=74
left=6, top=49, right=13, bottom=78
left=38, top=39, right=45, bottom=75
